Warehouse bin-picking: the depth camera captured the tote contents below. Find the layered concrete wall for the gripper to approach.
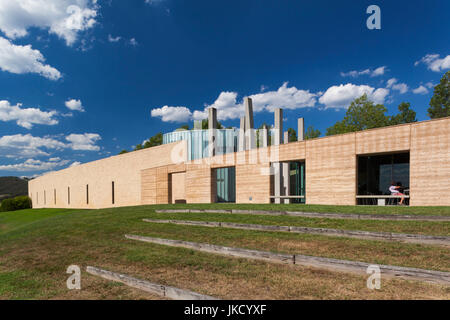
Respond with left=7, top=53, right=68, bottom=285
left=29, top=117, right=450, bottom=208
left=29, top=141, right=185, bottom=209
left=302, top=117, right=449, bottom=206
left=305, top=133, right=356, bottom=205
left=410, top=118, right=450, bottom=206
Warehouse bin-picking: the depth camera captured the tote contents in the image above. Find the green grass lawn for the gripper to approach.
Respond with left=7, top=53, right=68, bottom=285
left=144, top=211, right=450, bottom=236
left=0, top=209, right=75, bottom=236
left=147, top=203, right=450, bottom=216
left=0, top=205, right=449, bottom=300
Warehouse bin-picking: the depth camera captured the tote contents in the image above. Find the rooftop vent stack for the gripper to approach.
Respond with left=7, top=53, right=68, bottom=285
left=238, top=116, right=246, bottom=152
left=298, top=118, right=304, bottom=141
left=194, top=120, right=202, bottom=130
left=274, top=108, right=283, bottom=145
left=208, top=107, right=217, bottom=157
left=260, top=124, right=269, bottom=148
left=244, top=97, right=256, bottom=150
left=282, top=130, right=290, bottom=203
left=273, top=108, right=283, bottom=203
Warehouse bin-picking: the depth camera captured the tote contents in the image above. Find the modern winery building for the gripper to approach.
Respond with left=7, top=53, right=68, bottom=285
left=29, top=98, right=450, bottom=208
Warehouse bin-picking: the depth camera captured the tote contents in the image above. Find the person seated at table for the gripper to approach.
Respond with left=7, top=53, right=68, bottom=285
left=389, top=181, right=405, bottom=205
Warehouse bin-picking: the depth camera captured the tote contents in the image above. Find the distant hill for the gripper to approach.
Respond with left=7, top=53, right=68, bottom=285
left=0, top=177, right=29, bottom=201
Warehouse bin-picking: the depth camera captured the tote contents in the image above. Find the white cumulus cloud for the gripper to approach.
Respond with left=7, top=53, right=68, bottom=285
left=65, top=133, right=101, bottom=151
left=129, top=38, right=138, bottom=46
left=0, top=158, right=69, bottom=172
left=108, top=34, right=121, bottom=42
left=152, top=82, right=317, bottom=122
left=371, top=66, right=387, bottom=77
left=69, top=161, right=81, bottom=167
left=0, top=0, right=98, bottom=46
left=0, top=37, right=62, bottom=80
left=319, top=83, right=389, bottom=109
left=415, top=54, right=450, bottom=72
left=412, top=85, right=429, bottom=95
left=341, top=66, right=386, bottom=78
left=0, top=134, right=66, bottom=158
left=386, top=78, right=408, bottom=94
left=145, top=0, right=164, bottom=5
left=249, top=82, right=317, bottom=112
left=0, top=132, right=102, bottom=158
left=0, top=100, right=58, bottom=129
left=201, top=91, right=241, bottom=121
left=151, top=106, right=192, bottom=122
left=65, top=98, right=85, bottom=111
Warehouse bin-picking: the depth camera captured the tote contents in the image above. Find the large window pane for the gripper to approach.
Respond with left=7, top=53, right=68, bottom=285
left=289, top=162, right=305, bottom=204
left=216, top=167, right=236, bottom=203
left=358, top=152, right=410, bottom=195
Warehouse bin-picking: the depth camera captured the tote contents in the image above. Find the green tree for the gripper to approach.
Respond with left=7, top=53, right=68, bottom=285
left=118, top=150, right=128, bottom=155
left=0, top=196, right=32, bottom=212
left=326, top=94, right=391, bottom=136
left=287, top=128, right=297, bottom=142
left=142, top=132, right=163, bottom=149
left=201, top=119, right=223, bottom=129
left=304, top=126, right=321, bottom=139
left=390, top=102, right=417, bottom=125
left=176, top=124, right=189, bottom=131
left=428, top=71, right=450, bottom=119
left=258, top=122, right=270, bottom=129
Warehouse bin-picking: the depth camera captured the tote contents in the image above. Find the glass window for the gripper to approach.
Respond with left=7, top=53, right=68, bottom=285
left=289, top=162, right=305, bottom=204
left=215, top=167, right=236, bottom=203
left=358, top=152, right=410, bottom=195
left=163, top=129, right=239, bottom=161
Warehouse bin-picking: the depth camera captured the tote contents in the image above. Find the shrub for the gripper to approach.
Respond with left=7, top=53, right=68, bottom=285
left=0, top=196, right=32, bottom=212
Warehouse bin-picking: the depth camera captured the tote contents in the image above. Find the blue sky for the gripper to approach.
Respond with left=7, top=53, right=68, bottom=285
left=0, top=0, right=449, bottom=177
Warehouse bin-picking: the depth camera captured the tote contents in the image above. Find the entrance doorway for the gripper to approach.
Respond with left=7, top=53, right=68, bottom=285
left=290, top=162, right=305, bottom=203
left=170, top=172, right=186, bottom=204
left=214, top=167, right=236, bottom=203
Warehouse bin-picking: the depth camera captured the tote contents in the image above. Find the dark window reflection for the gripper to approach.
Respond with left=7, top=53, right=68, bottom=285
left=289, top=162, right=305, bottom=204
left=358, top=152, right=409, bottom=195
left=216, top=167, right=236, bottom=203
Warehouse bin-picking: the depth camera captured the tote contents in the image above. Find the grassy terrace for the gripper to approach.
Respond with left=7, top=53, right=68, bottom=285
left=145, top=211, right=450, bottom=236
left=0, top=205, right=449, bottom=299
left=153, top=203, right=450, bottom=216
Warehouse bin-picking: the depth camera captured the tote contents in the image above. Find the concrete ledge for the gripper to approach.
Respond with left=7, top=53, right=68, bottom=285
left=154, top=209, right=450, bottom=222
left=143, top=219, right=450, bottom=246
left=289, top=226, right=450, bottom=246
left=86, top=266, right=218, bottom=300
left=231, top=209, right=284, bottom=215
left=145, top=219, right=222, bottom=228
left=289, top=212, right=450, bottom=222
left=292, top=255, right=450, bottom=285
left=125, top=234, right=294, bottom=264
left=158, top=209, right=191, bottom=213
left=125, top=235, right=450, bottom=286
